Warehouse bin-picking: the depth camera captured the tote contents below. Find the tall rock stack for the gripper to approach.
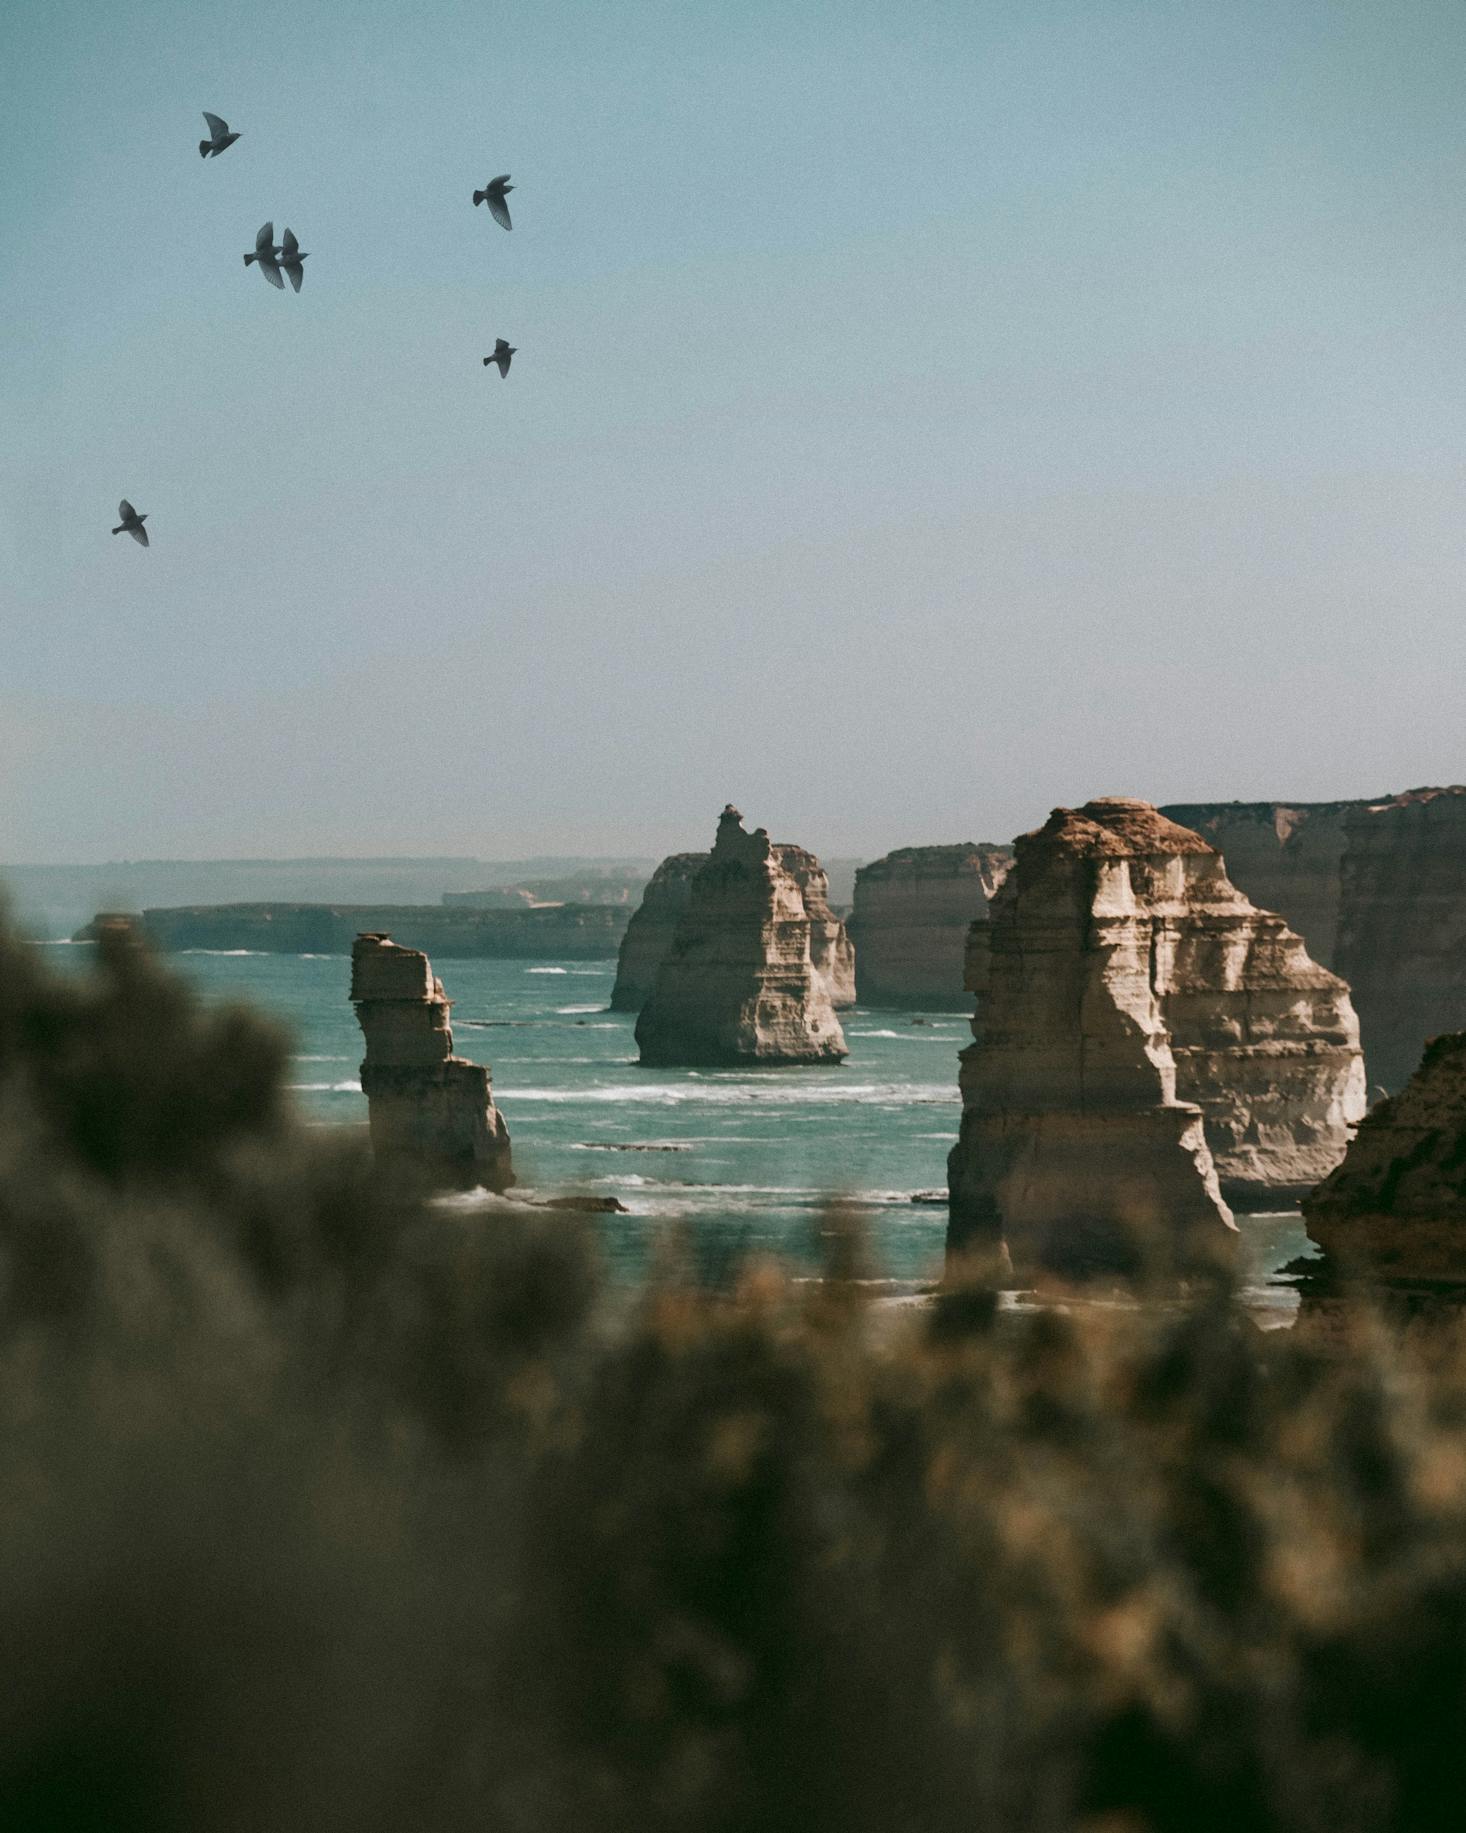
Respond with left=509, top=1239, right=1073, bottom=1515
left=351, top=932, right=513, bottom=1190
left=850, top=844, right=1013, bottom=1008
left=635, top=806, right=849, bottom=1066
left=1334, top=787, right=1466, bottom=1091
left=609, top=852, right=707, bottom=1012
left=946, top=798, right=1369, bottom=1274
left=947, top=801, right=1238, bottom=1280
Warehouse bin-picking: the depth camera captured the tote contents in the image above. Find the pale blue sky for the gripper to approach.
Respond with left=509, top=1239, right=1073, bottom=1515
left=3, top=0, right=1465, bottom=861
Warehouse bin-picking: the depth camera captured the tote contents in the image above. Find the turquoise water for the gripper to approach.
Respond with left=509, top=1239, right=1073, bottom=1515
left=38, top=945, right=1310, bottom=1309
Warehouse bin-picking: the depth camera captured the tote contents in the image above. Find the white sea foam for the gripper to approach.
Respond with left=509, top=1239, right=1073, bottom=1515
left=181, top=948, right=266, bottom=957
left=555, top=1003, right=605, bottom=1015
left=526, top=967, right=568, bottom=975
left=289, top=1079, right=362, bottom=1093
left=292, top=1054, right=352, bottom=1063
left=505, top=1081, right=954, bottom=1107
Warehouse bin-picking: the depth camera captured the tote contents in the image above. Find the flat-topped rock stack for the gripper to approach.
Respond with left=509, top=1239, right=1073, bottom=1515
left=635, top=806, right=850, bottom=1066
left=850, top=844, right=1013, bottom=1008
left=351, top=932, right=513, bottom=1190
left=609, top=852, right=707, bottom=1011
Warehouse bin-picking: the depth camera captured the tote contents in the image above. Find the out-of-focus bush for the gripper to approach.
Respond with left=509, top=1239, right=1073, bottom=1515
left=2, top=914, right=1466, bottom=1832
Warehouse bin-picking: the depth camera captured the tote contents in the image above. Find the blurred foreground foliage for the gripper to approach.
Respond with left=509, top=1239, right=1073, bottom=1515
left=2, top=918, right=1466, bottom=1832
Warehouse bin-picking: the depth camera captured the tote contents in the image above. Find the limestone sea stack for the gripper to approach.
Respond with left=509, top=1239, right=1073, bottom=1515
left=1333, top=787, right=1466, bottom=1092
left=351, top=932, right=513, bottom=1190
left=780, top=846, right=857, bottom=1008
left=609, top=852, right=707, bottom=1011
left=635, top=807, right=849, bottom=1066
left=850, top=844, right=1013, bottom=1008
left=947, top=800, right=1238, bottom=1281
left=1302, top=1032, right=1466, bottom=1291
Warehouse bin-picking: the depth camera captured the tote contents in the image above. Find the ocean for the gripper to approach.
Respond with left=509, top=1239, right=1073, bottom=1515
left=39, top=944, right=1310, bottom=1315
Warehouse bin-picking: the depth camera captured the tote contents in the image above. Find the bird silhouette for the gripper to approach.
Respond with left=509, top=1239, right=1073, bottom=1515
left=199, top=111, right=240, bottom=158
left=473, top=175, right=514, bottom=230
left=484, top=339, right=516, bottom=377
left=112, top=500, right=149, bottom=546
left=279, top=227, right=308, bottom=293
left=244, top=222, right=285, bottom=288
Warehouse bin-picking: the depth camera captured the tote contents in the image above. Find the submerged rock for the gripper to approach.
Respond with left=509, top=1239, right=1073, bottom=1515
left=351, top=932, right=513, bottom=1191
left=850, top=844, right=1013, bottom=1009
left=610, top=852, right=707, bottom=1011
left=635, top=806, right=849, bottom=1067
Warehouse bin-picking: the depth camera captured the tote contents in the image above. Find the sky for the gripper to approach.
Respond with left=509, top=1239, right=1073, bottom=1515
left=3, top=0, right=1465, bottom=864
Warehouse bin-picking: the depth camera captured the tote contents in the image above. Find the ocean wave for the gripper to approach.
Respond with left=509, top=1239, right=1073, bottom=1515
left=526, top=967, right=568, bottom=975
left=292, top=1054, right=352, bottom=1064
left=505, top=1081, right=955, bottom=1107
left=555, top=1003, right=605, bottom=1015
left=180, top=948, right=266, bottom=957
left=289, top=1080, right=362, bottom=1093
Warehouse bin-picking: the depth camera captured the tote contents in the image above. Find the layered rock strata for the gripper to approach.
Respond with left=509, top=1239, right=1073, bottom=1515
left=1159, top=800, right=1375, bottom=970
left=351, top=932, right=513, bottom=1190
left=635, top=807, right=849, bottom=1066
left=609, top=853, right=707, bottom=1011
left=1333, top=787, right=1466, bottom=1092
left=1303, top=1032, right=1466, bottom=1290
left=850, top=844, right=1013, bottom=1008
left=947, top=797, right=1374, bottom=1273
left=947, top=801, right=1237, bottom=1281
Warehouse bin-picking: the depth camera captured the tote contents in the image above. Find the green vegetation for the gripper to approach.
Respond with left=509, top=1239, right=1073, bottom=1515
left=1, top=917, right=1465, bottom=1832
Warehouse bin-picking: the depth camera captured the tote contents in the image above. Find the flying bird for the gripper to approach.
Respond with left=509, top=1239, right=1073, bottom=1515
left=199, top=111, right=240, bottom=158
left=279, top=227, right=308, bottom=293
left=112, top=500, right=149, bottom=546
left=484, top=339, right=516, bottom=377
left=244, top=221, right=284, bottom=288
left=473, top=175, right=514, bottom=230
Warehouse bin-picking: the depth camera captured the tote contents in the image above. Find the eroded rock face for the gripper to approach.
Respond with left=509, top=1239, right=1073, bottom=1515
left=952, top=802, right=1365, bottom=1220
left=1334, top=788, right=1466, bottom=1092
left=850, top=844, right=1013, bottom=1009
left=1159, top=800, right=1376, bottom=970
left=351, top=932, right=513, bottom=1190
left=948, top=800, right=1238, bottom=1280
left=609, top=853, right=707, bottom=1012
left=1303, top=1032, right=1466, bottom=1288
left=780, top=846, right=856, bottom=1009
left=635, top=807, right=849, bottom=1066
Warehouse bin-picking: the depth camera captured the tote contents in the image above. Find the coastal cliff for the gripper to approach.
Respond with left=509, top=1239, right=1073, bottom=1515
left=635, top=807, right=849, bottom=1066
left=850, top=844, right=1012, bottom=1008
left=1333, top=787, right=1466, bottom=1092
left=81, top=900, right=631, bottom=959
left=1303, top=1031, right=1466, bottom=1289
left=609, top=853, right=707, bottom=1011
left=947, top=800, right=1237, bottom=1281
left=351, top=933, right=513, bottom=1190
